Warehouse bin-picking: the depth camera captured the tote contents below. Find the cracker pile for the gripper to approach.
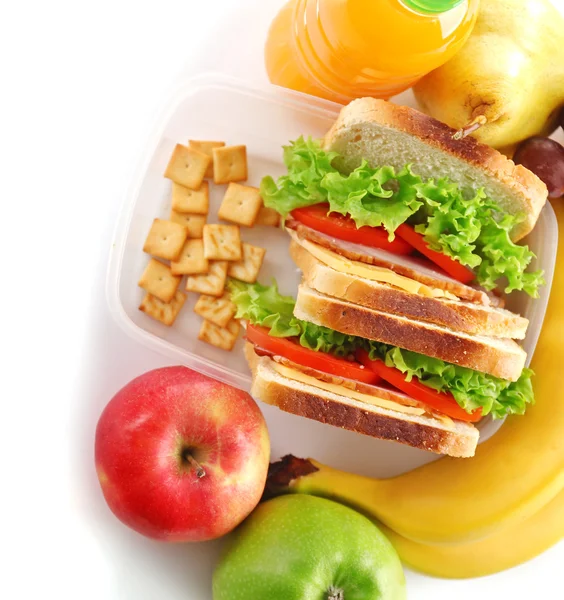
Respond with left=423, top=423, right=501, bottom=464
left=138, top=139, right=279, bottom=351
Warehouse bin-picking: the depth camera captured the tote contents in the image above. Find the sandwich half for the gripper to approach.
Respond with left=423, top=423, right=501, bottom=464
left=261, top=97, right=547, bottom=297
left=245, top=342, right=479, bottom=458
left=237, top=99, right=544, bottom=457
left=231, top=278, right=534, bottom=459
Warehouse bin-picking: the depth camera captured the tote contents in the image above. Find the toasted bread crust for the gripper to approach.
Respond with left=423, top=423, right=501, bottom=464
left=245, top=344, right=478, bottom=458
left=295, top=285, right=526, bottom=381
left=324, top=98, right=547, bottom=241
left=290, top=240, right=528, bottom=339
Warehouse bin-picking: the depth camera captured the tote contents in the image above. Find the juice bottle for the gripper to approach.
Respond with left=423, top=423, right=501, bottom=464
left=265, top=0, right=480, bottom=103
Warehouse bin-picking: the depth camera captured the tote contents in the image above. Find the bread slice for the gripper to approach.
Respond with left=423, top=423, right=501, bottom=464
left=324, top=97, right=547, bottom=241
left=290, top=238, right=528, bottom=339
left=294, top=284, right=526, bottom=381
left=245, top=344, right=479, bottom=458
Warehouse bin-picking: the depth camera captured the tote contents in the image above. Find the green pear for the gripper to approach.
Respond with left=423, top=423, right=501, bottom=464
left=213, top=495, right=406, bottom=600
left=414, top=0, right=564, bottom=151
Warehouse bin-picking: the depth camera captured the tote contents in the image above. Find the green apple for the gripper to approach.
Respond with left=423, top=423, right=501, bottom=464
left=213, top=494, right=406, bottom=600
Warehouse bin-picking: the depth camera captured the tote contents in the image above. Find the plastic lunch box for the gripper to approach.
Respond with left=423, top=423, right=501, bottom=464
left=107, top=74, right=557, bottom=454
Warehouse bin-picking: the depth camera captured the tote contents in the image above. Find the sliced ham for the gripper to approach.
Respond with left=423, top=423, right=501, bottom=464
left=286, top=220, right=503, bottom=307
left=268, top=353, right=454, bottom=422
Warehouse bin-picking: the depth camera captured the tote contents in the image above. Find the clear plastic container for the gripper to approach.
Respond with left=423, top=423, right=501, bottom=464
left=107, top=75, right=557, bottom=464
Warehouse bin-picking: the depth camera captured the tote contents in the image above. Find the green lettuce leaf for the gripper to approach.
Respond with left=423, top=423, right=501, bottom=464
left=412, top=179, right=484, bottom=268
left=260, top=137, right=424, bottom=239
left=322, top=163, right=424, bottom=239
left=475, top=215, right=545, bottom=295
left=230, top=280, right=535, bottom=418
left=413, top=179, right=544, bottom=295
left=260, top=137, right=543, bottom=296
left=228, top=279, right=357, bottom=357
left=259, top=136, right=338, bottom=217
left=366, top=344, right=534, bottom=419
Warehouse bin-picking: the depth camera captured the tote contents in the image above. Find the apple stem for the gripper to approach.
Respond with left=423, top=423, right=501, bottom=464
left=186, top=454, right=206, bottom=479
left=452, top=115, right=487, bottom=140
left=327, top=586, right=344, bottom=600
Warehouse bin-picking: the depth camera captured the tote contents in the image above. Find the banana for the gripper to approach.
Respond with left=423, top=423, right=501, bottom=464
left=381, top=488, right=564, bottom=578
left=268, top=202, right=564, bottom=545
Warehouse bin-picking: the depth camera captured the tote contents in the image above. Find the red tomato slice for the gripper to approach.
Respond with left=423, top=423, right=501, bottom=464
left=291, top=204, right=413, bottom=255
left=395, top=223, right=475, bottom=284
left=246, top=324, right=380, bottom=385
left=356, top=348, right=482, bottom=423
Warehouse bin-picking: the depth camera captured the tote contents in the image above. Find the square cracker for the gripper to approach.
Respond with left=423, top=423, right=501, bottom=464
left=138, top=258, right=181, bottom=303
left=198, top=318, right=240, bottom=351
left=186, top=261, right=228, bottom=297
left=139, top=291, right=186, bottom=326
left=203, top=224, right=242, bottom=261
left=189, top=140, right=225, bottom=179
left=164, top=144, right=211, bottom=190
left=143, top=218, right=188, bottom=260
left=227, top=243, right=266, bottom=283
left=171, top=181, right=209, bottom=215
left=255, top=204, right=281, bottom=227
left=169, top=210, right=206, bottom=238
left=213, top=145, right=247, bottom=184
left=218, top=183, right=262, bottom=227
left=194, top=293, right=237, bottom=328
left=170, top=239, right=209, bottom=275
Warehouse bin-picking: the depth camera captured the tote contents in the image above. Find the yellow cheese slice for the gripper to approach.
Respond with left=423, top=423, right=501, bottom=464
left=294, top=234, right=458, bottom=300
left=273, top=362, right=426, bottom=417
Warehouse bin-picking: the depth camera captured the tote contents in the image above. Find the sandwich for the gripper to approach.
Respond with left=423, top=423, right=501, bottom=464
left=234, top=98, right=547, bottom=458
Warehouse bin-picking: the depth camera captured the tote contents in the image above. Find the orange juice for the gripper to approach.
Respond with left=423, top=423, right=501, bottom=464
left=265, top=0, right=480, bottom=103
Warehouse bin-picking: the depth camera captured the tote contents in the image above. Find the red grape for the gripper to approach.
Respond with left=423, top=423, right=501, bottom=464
left=513, top=137, right=564, bottom=199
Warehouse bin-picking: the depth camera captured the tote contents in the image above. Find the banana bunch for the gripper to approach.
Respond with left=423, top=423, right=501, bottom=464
left=267, top=203, right=564, bottom=576
left=381, top=489, right=564, bottom=579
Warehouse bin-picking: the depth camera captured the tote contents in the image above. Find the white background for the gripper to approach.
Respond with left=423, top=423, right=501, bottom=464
left=1, top=1, right=562, bottom=598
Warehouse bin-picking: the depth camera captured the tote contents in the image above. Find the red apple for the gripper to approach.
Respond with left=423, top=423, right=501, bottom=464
left=95, top=366, right=270, bottom=542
